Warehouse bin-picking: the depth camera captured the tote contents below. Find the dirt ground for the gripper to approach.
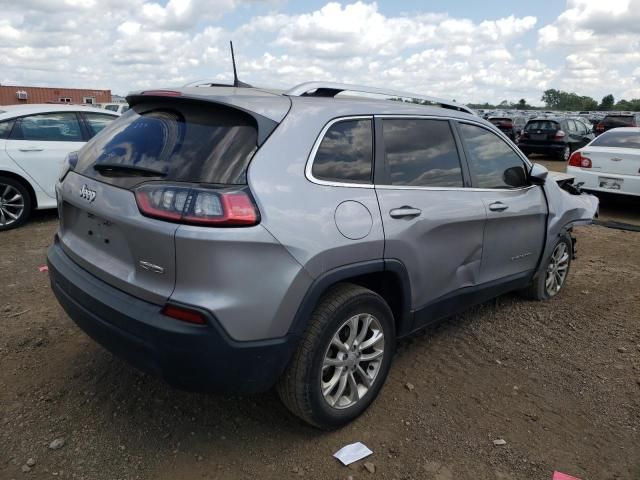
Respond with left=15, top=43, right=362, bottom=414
left=1, top=211, right=640, bottom=480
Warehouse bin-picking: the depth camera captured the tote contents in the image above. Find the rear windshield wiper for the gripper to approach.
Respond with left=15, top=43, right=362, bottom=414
left=93, top=163, right=167, bottom=177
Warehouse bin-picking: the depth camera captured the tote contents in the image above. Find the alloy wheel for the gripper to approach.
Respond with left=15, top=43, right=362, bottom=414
left=321, top=313, right=385, bottom=409
left=0, top=183, right=25, bottom=227
left=545, top=242, right=570, bottom=297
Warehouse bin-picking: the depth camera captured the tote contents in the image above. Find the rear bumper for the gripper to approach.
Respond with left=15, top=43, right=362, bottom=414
left=47, top=238, right=297, bottom=393
left=517, top=141, right=565, bottom=155
left=566, top=167, right=640, bottom=197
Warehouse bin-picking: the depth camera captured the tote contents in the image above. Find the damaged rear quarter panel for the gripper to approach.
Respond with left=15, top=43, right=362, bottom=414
left=538, top=177, right=599, bottom=270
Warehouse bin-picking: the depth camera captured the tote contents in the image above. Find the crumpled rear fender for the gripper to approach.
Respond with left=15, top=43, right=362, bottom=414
left=536, top=178, right=599, bottom=276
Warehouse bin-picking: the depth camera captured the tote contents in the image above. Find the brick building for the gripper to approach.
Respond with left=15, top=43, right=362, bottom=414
left=0, top=85, right=111, bottom=106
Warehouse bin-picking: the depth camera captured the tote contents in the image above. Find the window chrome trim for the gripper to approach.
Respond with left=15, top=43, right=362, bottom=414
left=305, top=115, right=375, bottom=189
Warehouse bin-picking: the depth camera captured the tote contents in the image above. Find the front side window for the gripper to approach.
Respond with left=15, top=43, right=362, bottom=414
left=567, top=120, right=577, bottom=133
left=458, top=123, right=529, bottom=189
left=382, top=118, right=463, bottom=187
left=312, top=119, right=373, bottom=184
left=84, top=112, right=117, bottom=137
left=12, top=112, right=83, bottom=142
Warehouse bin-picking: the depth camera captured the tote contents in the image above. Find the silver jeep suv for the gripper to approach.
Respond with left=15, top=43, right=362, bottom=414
left=47, top=82, right=598, bottom=429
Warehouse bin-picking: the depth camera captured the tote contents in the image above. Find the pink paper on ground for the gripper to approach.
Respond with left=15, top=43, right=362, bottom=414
left=38, top=265, right=49, bottom=272
left=553, top=472, right=581, bottom=480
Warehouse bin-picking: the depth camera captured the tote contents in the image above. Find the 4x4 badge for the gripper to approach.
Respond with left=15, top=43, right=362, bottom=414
left=79, top=185, right=96, bottom=203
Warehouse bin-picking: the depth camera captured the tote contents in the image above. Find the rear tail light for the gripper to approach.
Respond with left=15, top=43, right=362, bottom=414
left=161, top=305, right=207, bottom=325
left=553, top=130, right=566, bottom=139
left=135, top=183, right=259, bottom=226
left=595, top=123, right=604, bottom=132
left=568, top=151, right=592, bottom=168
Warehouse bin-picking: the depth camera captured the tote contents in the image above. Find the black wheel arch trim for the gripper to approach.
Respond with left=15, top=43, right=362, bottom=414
left=287, top=259, right=413, bottom=339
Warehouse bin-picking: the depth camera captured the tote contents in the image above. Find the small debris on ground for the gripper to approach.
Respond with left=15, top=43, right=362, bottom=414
left=493, top=439, right=507, bottom=446
left=49, top=437, right=66, bottom=450
left=363, top=462, right=376, bottom=473
left=334, top=442, right=373, bottom=466
left=405, top=382, right=415, bottom=391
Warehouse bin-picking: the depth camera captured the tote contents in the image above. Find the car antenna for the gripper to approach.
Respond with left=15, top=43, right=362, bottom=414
left=230, top=41, right=252, bottom=88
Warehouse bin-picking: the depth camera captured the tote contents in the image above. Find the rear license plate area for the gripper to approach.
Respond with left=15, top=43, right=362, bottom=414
left=598, top=177, right=623, bottom=190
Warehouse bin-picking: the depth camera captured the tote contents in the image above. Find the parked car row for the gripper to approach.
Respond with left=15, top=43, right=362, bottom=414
left=518, top=117, right=595, bottom=161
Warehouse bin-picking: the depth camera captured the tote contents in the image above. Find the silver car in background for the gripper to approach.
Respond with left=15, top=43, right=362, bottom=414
left=47, top=82, right=598, bottom=429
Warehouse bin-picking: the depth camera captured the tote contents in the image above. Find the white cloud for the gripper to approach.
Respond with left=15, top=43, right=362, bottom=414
left=538, top=0, right=640, bottom=100
left=0, top=0, right=637, bottom=105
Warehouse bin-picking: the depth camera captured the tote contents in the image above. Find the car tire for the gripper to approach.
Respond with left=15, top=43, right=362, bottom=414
left=0, top=176, right=32, bottom=231
left=558, top=145, right=571, bottom=161
left=277, top=283, right=395, bottom=430
left=521, top=233, right=572, bottom=301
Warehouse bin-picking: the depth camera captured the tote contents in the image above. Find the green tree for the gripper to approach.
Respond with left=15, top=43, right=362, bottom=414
left=516, top=98, right=530, bottom=110
left=599, top=94, right=615, bottom=111
left=541, top=89, right=562, bottom=109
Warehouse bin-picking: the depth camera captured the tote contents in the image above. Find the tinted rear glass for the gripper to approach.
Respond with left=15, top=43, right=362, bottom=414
left=75, top=102, right=258, bottom=188
left=525, top=121, right=558, bottom=131
left=312, top=119, right=373, bottom=184
left=590, top=130, right=640, bottom=149
left=602, top=116, right=634, bottom=127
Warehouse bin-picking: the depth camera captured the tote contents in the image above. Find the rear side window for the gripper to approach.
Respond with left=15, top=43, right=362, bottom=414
left=458, top=123, right=528, bottom=189
left=381, top=118, right=463, bottom=187
left=13, top=112, right=83, bottom=142
left=312, top=119, right=373, bottom=184
left=590, top=130, right=640, bottom=149
left=84, top=113, right=117, bottom=137
left=525, top=121, right=558, bottom=132
left=75, top=102, right=258, bottom=188
left=602, top=115, right=634, bottom=127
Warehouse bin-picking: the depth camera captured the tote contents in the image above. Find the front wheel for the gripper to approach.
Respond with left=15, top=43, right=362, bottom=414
left=277, top=283, right=395, bottom=429
left=522, top=234, right=572, bottom=300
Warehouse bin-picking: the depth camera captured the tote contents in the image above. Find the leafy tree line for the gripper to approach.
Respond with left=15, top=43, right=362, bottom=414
left=469, top=90, right=640, bottom=111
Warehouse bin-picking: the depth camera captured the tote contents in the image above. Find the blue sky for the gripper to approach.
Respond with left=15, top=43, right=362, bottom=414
left=1, top=0, right=639, bottom=105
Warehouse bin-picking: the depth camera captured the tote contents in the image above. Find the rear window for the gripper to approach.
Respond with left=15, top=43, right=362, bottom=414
left=489, top=118, right=512, bottom=125
left=602, top=115, right=634, bottom=127
left=590, top=130, right=640, bottom=149
left=525, top=120, right=558, bottom=131
left=75, top=102, right=258, bottom=188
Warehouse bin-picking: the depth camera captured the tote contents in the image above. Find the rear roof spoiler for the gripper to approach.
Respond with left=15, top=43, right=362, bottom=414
left=285, top=81, right=475, bottom=115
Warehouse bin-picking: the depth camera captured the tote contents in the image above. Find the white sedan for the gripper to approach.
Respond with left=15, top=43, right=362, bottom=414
left=567, top=127, right=640, bottom=197
left=0, top=104, right=119, bottom=230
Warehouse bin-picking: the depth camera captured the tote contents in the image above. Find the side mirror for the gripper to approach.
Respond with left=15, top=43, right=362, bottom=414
left=529, top=163, right=548, bottom=185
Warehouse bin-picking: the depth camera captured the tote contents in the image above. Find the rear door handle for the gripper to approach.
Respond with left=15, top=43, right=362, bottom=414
left=18, top=147, right=44, bottom=152
left=489, top=201, right=509, bottom=212
left=389, top=206, right=422, bottom=219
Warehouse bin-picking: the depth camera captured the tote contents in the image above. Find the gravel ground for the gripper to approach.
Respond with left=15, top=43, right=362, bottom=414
left=1, top=213, right=639, bottom=480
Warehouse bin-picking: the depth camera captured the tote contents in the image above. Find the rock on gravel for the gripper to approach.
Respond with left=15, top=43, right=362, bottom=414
left=26, top=458, right=36, bottom=467
left=363, top=462, right=376, bottom=473
left=49, top=438, right=65, bottom=450
left=493, top=439, right=507, bottom=446
left=405, top=382, right=415, bottom=391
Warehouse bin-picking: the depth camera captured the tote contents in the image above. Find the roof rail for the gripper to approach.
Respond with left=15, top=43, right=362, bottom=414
left=285, top=81, right=475, bottom=115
